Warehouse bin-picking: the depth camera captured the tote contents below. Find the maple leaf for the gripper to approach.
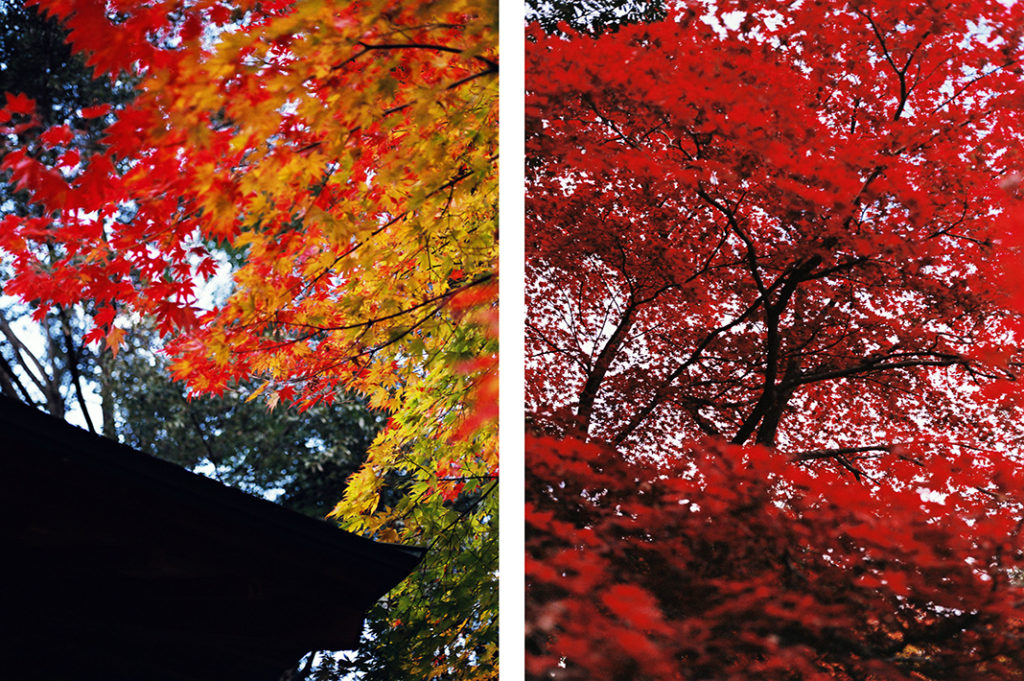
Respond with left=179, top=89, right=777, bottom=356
left=5, top=91, right=34, bottom=114
left=105, top=325, right=126, bottom=357
left=79, top=103, right=109, bottom=119
left=39, top=125, right=72, bottom=148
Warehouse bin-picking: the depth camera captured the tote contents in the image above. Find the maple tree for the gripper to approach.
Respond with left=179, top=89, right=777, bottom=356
left=527, top=1, right=1024, bottom=679
left=0, top=0, right=497, bottom=678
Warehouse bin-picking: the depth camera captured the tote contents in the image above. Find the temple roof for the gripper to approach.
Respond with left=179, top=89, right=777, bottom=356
left=0, top=395, right=422, bottom=681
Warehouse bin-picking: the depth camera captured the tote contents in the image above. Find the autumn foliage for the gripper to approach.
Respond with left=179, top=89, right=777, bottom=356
left=0, top=0, right=496, bottom=677
left=528, top=435, right=1024, bottom=680
left=527, top=1, right=1024, bottom=679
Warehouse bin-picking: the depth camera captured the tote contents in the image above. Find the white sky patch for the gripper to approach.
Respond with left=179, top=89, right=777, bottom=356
left=919, top=488, right=949, bottom=505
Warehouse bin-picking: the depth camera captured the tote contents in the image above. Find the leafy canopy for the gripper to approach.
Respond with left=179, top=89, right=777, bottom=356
left=0, top=0, right=498, bottom=678
left=527, top=1, right=1024, bottom=679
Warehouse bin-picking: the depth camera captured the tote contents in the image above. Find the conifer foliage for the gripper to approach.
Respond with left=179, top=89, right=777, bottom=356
left=0, top=0, right=497, bottom=678
left=527, top=2, right=1024, bottom=679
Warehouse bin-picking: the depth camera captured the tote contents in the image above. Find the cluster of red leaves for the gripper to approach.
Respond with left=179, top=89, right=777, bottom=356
left=527, top=434, right=1024, bottom=681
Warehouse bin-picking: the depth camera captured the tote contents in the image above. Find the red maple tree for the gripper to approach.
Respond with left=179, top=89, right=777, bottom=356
left=527, top=2, right=1024, bottom=679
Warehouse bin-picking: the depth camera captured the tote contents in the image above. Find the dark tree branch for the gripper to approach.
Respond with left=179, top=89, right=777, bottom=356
left=789, top=354, right=973, bottom=387
left=731, top=255, right=821, bottom=446
left=56, top=303, right=96, bottom=434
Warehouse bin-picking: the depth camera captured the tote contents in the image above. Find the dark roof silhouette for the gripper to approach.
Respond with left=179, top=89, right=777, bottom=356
left=0, top=395, right=423, bottom=681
